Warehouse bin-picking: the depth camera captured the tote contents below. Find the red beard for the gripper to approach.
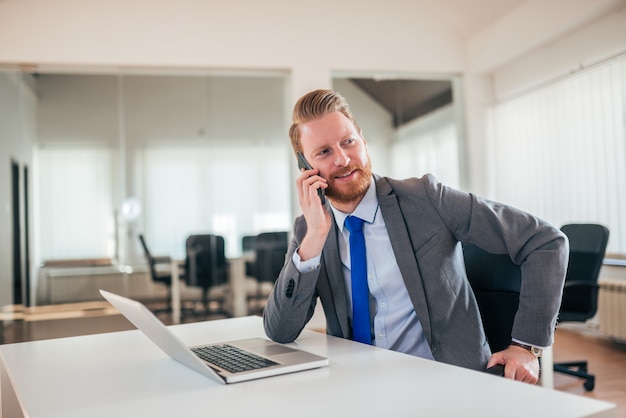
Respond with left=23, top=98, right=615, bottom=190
left=325, top=159, right=373, bottom=205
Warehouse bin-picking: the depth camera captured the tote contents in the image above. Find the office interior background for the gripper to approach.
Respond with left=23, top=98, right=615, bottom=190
left=1, top=0, right=626, bottom=313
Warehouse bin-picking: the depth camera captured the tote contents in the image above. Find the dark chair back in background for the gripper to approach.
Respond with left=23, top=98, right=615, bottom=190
left=249, top=231, right=289, bottom=312
left=242, top=235, right=257, bottom=278
left=553, top=223, right=609, bottom=391
left=463, top=244, right=521, bottom=353
left=138, top=234, right=172, bottom=313
left=558, top=224, right=609, bottom=322
left=254, top=231, right=289, bottom=283
left=185, top=234, right=230, bottom=315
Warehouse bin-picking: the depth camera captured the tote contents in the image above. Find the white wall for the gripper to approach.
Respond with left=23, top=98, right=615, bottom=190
left=466, top=0, right=624, bottom=73
left=492, top=5, right=626, bottom=100
left=0, top=0, right=465, bottom=80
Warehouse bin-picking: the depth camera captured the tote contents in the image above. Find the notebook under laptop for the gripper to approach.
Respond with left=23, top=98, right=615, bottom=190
left=99, top=290, right=328, bottom=384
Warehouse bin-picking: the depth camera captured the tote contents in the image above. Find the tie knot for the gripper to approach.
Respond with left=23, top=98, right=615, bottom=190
left=345, top=216, right=365, bottom=233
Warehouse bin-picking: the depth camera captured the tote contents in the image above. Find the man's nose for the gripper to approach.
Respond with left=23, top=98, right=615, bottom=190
left=334, top=149, right=350, bottom=166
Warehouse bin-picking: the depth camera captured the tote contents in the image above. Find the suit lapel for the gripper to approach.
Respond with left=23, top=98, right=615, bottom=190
left=376, top=177, right=433, bottom=342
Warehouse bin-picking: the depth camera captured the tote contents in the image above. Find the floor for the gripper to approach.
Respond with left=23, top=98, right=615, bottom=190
left=2, top=303, right=626, bottom=417
left=551, top=323, right=626, bottom=417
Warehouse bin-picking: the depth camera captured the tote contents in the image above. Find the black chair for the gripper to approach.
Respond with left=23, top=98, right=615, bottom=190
left=138, top=234, right=173, bottom=313
left=250, top=231, right=289, bottom=312
left=553, top=223, right=609, bottom=391
left=242, top=235, right=257, bottom=278
left=463, top=244, right=521, bottom=354
left=184, top=234, right=230, bottom=316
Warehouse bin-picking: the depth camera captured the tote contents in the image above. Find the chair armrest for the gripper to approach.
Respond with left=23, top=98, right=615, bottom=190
left=153, top=256, right=172, bottom=264
left=563, top=281, right=599, bottom=290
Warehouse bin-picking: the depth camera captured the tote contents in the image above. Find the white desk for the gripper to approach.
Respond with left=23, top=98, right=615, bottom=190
left=0, top=316, right=615, bottom=418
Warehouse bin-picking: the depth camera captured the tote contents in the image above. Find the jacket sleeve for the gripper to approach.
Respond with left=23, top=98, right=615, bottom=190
left=420, top=174, right=569, bottom=347
left=263, top=216, right=320, bottom=343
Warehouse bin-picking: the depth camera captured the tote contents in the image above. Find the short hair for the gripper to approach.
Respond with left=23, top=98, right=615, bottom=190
left=288, top=89, right=360, bottom=153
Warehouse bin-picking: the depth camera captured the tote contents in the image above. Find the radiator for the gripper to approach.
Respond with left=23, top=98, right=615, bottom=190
left=598, top=278, right=626, bottom=343
left=36, top=266, right=159, bottom=305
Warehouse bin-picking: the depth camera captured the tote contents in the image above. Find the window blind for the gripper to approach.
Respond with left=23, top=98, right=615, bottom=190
left=36, top=146, right=114, bottom=260
left=488, top=55, right=626, bottom=255
left=140, top=142, right=292, bottom=259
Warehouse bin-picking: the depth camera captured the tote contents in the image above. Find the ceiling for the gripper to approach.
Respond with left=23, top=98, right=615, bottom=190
left=419, top=0, right=529, bottom=40
left=348, top=0, right=530, bottom=126
left=348, top=0, right=624, bottom=126
left=349, top=78, right=453, bottom=128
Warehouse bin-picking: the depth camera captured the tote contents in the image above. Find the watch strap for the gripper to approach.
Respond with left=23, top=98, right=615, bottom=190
left=510, top=341, right=542, bottom=358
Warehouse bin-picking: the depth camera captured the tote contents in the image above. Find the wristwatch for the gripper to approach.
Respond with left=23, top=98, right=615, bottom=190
left=510, top=341, right=543, bottom=358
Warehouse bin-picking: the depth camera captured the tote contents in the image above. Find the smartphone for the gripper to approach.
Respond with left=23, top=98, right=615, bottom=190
left=297, top=152, right=326, bottom=205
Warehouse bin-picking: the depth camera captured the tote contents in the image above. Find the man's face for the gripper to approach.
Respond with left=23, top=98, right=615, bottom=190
left=299, top=111, right=372, bottom=207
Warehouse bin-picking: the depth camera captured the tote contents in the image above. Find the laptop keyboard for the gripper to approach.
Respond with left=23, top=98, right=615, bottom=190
left=192, top=344, right=278, bottom=373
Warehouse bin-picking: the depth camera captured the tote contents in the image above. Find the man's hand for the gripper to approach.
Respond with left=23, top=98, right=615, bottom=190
left=296, top=168, right=331, bottom=261
left=487, top=345, right=540, bottom=384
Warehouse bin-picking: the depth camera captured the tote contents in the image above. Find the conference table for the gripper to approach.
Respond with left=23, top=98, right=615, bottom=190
left=169, top=254, right=253, bottom=324
left=0, top=316, right=615, bottom=417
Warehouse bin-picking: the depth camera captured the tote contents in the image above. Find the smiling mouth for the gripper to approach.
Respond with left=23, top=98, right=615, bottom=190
left=334, top=169, right=358, bottom=179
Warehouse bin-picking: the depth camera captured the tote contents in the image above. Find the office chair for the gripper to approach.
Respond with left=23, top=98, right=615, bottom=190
left=138, top=234, right=173, bottom=313
left=250, top=231, right=289, bottom=313
left=241, top=235, right=257, bottom=278
left=184, top=234, right=230, bottom=316
left=463, top=244, right=521, bottom=354
left=553, top=223, right=609, bottom=391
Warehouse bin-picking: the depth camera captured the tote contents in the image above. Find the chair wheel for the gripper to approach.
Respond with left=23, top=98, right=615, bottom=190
left=583, top=379, right=595, bottom=391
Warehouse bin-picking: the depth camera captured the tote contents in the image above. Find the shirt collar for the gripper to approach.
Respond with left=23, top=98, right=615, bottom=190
left=331, top=177, right=379, bottom=233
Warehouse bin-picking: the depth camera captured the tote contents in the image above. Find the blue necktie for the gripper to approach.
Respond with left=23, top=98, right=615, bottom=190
left=345, top=216, right=370, bottom=344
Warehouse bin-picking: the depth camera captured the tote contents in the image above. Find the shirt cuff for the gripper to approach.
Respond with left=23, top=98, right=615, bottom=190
left=292, top=249, right=321, bottom=273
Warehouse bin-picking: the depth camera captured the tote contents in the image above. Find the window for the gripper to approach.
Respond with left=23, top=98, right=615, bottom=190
left=36, top=146, right=114, bottom=260
left=140, top=142, right=292, bottom=259
left=488, top=55, right=626, bottom=255
left=391, top=105, right=460, bottom=189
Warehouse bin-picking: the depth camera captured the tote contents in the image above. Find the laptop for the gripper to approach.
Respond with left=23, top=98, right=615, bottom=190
left=99, top=289, right=328, bottom=384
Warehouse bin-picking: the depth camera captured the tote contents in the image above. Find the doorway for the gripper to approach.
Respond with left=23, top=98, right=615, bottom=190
left=11, top=159, right=22, bottom=305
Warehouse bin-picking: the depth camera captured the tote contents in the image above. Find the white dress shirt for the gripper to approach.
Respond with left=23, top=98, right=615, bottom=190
left=295, top=179, right=434, bottom=360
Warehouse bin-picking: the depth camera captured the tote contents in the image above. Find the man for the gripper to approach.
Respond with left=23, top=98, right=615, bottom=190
left=263, top=89, right=568, bottom=384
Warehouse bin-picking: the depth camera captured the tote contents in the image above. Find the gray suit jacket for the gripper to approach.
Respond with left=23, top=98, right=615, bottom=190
left=263, top=174, right=568, bottom=371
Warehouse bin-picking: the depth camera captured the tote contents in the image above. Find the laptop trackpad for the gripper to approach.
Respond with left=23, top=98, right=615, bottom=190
left=253, top=344, right=297, bottom=356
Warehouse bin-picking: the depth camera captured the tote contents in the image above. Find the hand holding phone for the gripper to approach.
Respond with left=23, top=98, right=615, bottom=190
left=297, top=152, right=326, bottom=205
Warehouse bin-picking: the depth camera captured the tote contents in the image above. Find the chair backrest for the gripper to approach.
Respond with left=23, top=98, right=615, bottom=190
left=138, top=234, right=159, bottom=280
left=241, top=235, right=257, bottom=253
left=559, top=224, right=609, bottom=321
left=254, top=231, right=289, bottom=284
left=185, top=234, right=229, bottom=290
left=463, top=244, right=521, bottom=353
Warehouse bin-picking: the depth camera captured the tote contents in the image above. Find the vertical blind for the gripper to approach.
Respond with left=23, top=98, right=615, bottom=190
left=36, top=146, right=115, bottom=261
left=36, top=142, right=293, bottom=263
left=390, top=105, right=460, bottom=189
left=488, top=55, right=626, bottom=255
left=140, top=142, right=292, bottom=259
